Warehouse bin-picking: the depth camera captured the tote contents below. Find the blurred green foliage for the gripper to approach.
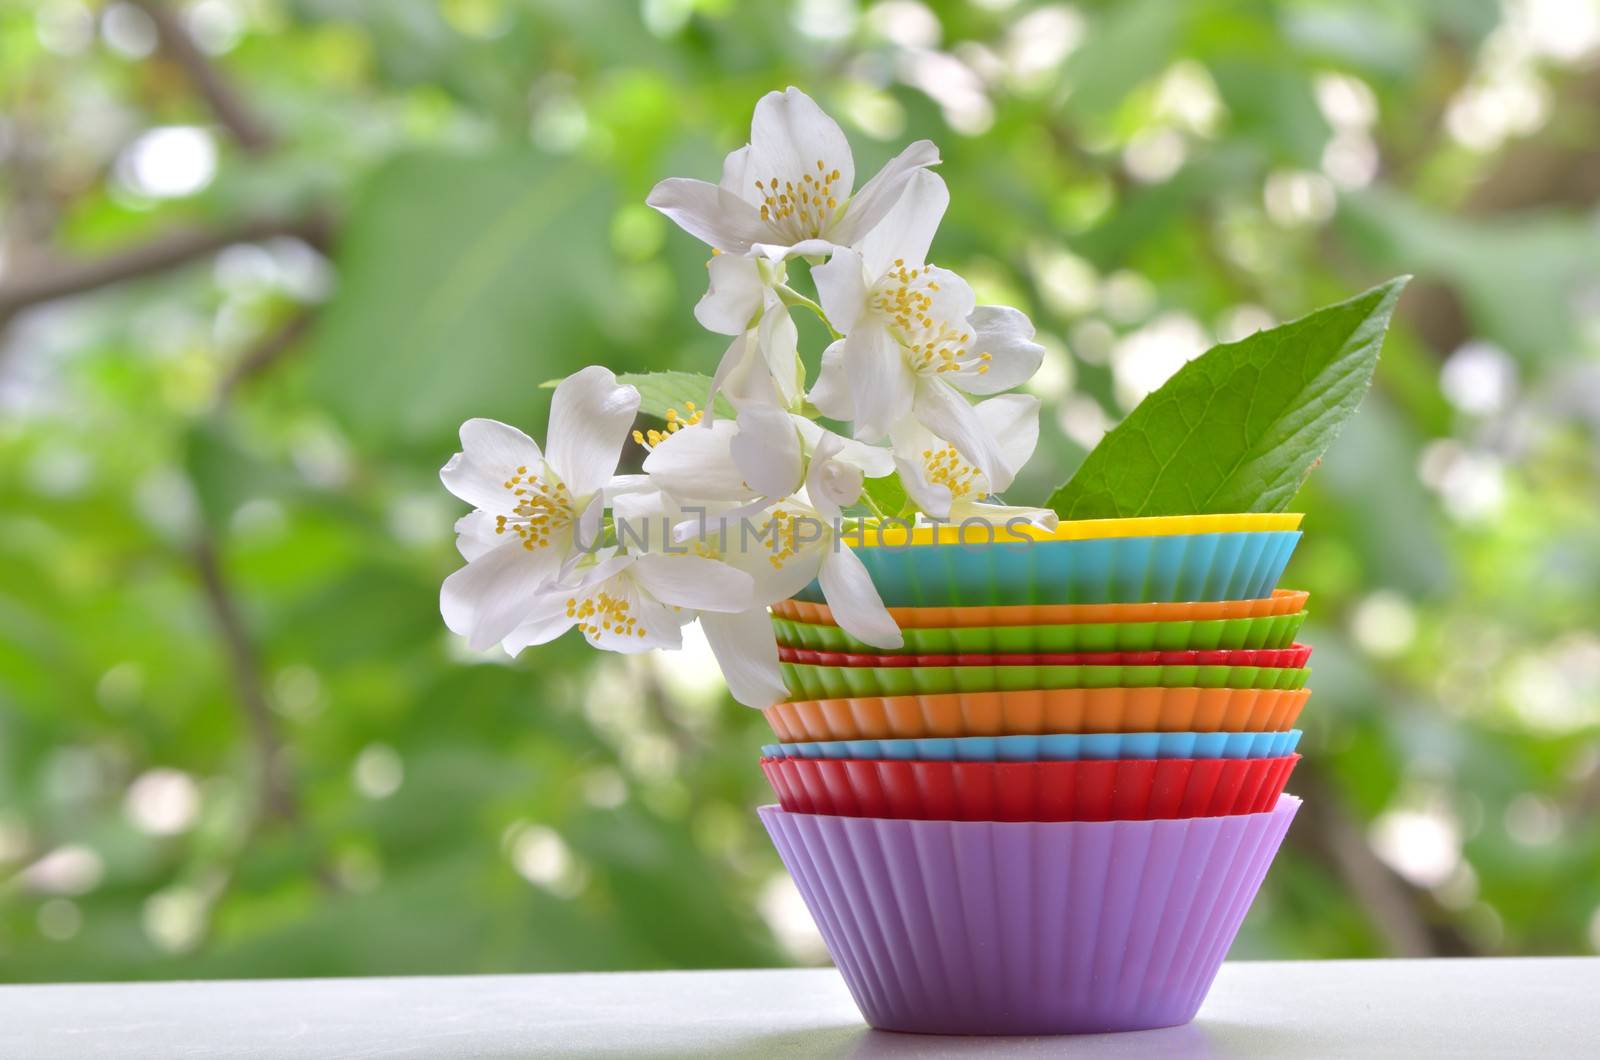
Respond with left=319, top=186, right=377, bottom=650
left=2, top=0, right=1599, bottom=980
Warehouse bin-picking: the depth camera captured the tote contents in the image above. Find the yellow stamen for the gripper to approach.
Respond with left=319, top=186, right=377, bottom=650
left=495, top=462, right=573, bottom=551
left=753, top=158, right=846, bottom=242
left=631, top=404, right=704, bottom=453
left=923, top=444, right=984, bottom=500
left=569, top=590, right=644, bottom=643
left=867, top=260, right=996, bottom=380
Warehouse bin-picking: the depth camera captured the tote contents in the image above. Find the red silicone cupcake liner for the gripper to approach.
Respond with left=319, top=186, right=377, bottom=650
left=759, top=754, right=1299, bottom=822
left=776, top=644, right=1313, bottom=669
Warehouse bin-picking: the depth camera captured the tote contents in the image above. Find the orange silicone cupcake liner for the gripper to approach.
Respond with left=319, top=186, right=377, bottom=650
left=761, top=686, right=1311, bottom=742
left=770, top=589, right=1310, bottom=629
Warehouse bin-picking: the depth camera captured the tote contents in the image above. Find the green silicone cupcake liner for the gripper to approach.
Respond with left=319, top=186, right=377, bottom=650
left=780, top=662, right=1310, bottom=700
left=771, top=611, right=1307, bottom=655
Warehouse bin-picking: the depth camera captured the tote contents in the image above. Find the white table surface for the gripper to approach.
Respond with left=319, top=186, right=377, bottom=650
left=1, top=958, right=1593, bottom=1058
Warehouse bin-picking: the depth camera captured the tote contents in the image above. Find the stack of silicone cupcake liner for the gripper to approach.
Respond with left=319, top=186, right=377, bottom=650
left=755, top=514, right=1310, bottom=1035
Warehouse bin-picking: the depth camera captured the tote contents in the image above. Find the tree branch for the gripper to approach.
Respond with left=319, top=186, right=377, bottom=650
left=217, top=309, right=315, bottom=400
left=192, top=535, right=299, bottom=824
left=129, top=0, right=276, bottom=153
left=1287, top=762, right=1478, bottom=957
left=633, top=658, right=706, bottom=759
left=1463, top=63, right=1600, bottom=214
left=4, top=113, right=59, bottom=247
left=0, top=213, right=330, bottom=325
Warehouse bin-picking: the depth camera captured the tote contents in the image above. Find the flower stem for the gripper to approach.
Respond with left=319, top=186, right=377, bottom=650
left=775, top=284, right=842, bottom=340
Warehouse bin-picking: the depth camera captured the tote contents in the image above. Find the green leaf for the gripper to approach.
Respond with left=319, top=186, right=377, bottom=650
left=543, top=371, right=735, bottom=421
left=1064, top=0, right=1181, bottom=121
left=1048, top=277, right=1409, bottom=518
left=862, top=472, right=909, bottom=519
left=616, top=371, right=735, bottom=421
left=183, top=417, right=296, bottom=532
left=1208, top=60, right=1330, bottom=168
left=1339, top=189, right=1600, bottom=365
left=307, top=150, right=616, bottom=446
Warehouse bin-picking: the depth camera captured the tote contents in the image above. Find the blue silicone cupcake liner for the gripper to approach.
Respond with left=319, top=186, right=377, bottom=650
left=793, top=531, right=1302, bottom=607
left=761, top=729, right=1303, bottom=762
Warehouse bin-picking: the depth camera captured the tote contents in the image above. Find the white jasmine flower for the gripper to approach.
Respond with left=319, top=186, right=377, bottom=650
left=809, top=170, right=1045, bottom=485
left=641, top=409, right=892, bottom=508
left=599, top=488, right=901, bottom=709
left=434, top=86, right=1072, bottom=713
left=641, top=427, right=905, bottom=701
left=604, top=477, right=794, bottom=708
left=802, top=429, right=874, bottom=519
left=715, top=496, right=903, bottom=651
left=647, top=87, right=940, bottom=258
left=502, top=548, right=754, bottom=655
left=439, top=367, right=640, bottom=650
left=890, top=394, right=1058, bottom=526
left=698, top=608, right=790, bottom=710
left=696, top=254, right=802, bottom=410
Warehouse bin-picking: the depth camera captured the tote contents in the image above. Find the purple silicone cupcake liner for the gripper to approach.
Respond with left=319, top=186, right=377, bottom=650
left=759, top=795, right=1300, bottom=1036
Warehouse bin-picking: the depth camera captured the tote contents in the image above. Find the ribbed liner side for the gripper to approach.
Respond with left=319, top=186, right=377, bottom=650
left=780, top=661, right=1310, bottom=700
left=771, top=611, right=1308, bottom=655
left=770, top=589, right=1311, bottom=627
left=776, top=644, right=1314, bottom=669
left=762, top=686, right=1312, bottom=741
left=757, top=796, right=1301, bottom=1034
left=759, top=755, right=1300, bottom=821
left=774, top=589, right=1312, bottom=630
left=793, top=531, right=1302, bottom=607
left=762, top=729, right=1304, bottom=762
